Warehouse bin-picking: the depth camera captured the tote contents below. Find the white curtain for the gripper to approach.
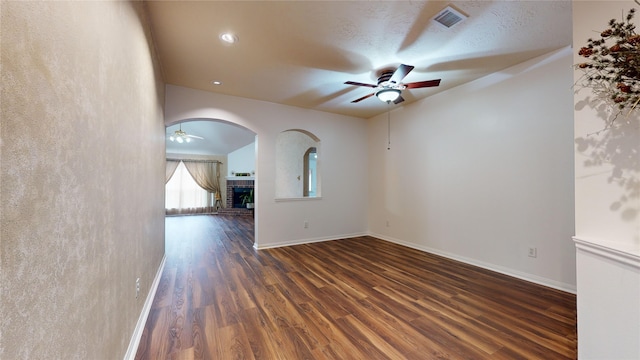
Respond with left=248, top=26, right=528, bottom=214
left=165, top=162, right=213, bottom=214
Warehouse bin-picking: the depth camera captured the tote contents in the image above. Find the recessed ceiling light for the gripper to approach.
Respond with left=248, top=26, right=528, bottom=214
left=211, top=80, right=223, bottom=86
left=219, top=32, right=239, bottom=44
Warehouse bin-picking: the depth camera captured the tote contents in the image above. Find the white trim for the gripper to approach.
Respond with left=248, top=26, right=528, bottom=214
left=123, top=255, right=166, bottom=360
left=574, top=236, right=640, bottom=269
left=253, top=232, right=367, bottom=250
left=274, top=196, right=322, bottom=202
left=226, top=176, right=255, bottom=180
left=372, top=232, right=577, bottom=294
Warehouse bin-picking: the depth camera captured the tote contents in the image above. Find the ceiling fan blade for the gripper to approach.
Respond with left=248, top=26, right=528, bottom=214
left=186, top=134, right=204, bottom=140
left=393, top=95, right=405, bottom=104
left=351, top=93, right=375, bottom=103
left=345, top=81, right=377, bottom=88
left=405, top=79, right=441, bottom=89
left=390, top=64, right=414, bottom=84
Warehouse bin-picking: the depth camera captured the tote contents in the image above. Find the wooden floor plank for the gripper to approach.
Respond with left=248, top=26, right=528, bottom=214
left=136, top=215, right=577, bottom=359
left=237, top=307, right=282, bottom=360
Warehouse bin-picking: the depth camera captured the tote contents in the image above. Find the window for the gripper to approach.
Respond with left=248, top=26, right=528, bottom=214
left=165, top=162, right=212, bottom=212
left=304, top=147, right=317, bottom=197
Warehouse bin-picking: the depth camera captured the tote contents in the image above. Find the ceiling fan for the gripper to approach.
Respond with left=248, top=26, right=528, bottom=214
left=345, top=64, right=441, bottom=104
left=167, top=123, right=203, bottom=143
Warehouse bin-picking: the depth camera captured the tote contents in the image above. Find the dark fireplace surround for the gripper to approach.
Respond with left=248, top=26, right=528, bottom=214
left=219, top=179, right=254, bottom=216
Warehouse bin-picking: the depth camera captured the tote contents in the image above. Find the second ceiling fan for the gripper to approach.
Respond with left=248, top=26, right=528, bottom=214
left=345, top=64, right=441, bottom=104
left=167, top=123, right=204, bottom=143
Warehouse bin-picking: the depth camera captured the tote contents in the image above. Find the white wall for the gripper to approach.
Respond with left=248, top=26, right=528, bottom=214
left=368, top=47, right=576, bottom=292
left=573, top=1, right=640, bottom=251
left=228, top=142, right=255, bottom=177
left=573, top=1, right=640, bottom=358
left=574, top=1, right=640, bottom=254
left=165, top=85, right=369, bottom=248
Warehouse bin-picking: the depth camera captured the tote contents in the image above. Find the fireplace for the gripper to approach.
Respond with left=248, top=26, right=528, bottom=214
left=218, top=178, right=254, bottom=216
left=233, top=188, right=253, bottom=208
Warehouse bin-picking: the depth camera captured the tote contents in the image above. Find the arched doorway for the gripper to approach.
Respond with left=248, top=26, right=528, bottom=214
left=165, top=118, right=257, bottom=237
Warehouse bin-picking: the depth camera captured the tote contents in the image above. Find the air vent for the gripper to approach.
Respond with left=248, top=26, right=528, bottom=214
left=433, top=6, right=467, bottom=28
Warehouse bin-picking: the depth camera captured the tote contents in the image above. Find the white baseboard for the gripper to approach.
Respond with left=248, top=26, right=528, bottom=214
left=123, top=255, right=166, bottom=360
left=254, top=232, right=367, bottom=250
left=371, top=232, right=577, bottom=294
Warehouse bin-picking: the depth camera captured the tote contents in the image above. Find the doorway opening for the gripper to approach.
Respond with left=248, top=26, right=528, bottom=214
left=165, top=119, right=257, bottom=239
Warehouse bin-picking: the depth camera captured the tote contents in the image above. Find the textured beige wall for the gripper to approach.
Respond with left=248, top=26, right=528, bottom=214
left=1, top=1, right=165, bottom=359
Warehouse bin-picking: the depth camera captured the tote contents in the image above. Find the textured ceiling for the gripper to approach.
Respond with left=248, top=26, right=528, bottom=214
left=148, top=0, right=572, bottom=153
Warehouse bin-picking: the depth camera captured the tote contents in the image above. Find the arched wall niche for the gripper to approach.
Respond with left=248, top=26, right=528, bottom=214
left=275, top=129, right=321, bottom=199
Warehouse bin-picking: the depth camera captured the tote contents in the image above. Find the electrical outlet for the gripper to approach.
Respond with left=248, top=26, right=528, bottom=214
left=304, top=220, right=309, bottom=229
left=386, top=220, right=390, bottom=227
left=528, top=247, right=537, bottom=258
left=135, top=278, right=140, bottom=299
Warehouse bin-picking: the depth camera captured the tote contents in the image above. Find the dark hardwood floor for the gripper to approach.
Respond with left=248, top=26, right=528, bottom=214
left=135, top=215, right=576, bottom=359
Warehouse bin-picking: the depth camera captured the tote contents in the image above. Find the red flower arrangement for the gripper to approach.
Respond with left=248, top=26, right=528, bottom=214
left=576, top=6, right=640, bottom=111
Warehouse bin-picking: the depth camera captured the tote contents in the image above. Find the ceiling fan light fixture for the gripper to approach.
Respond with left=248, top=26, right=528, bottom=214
left=376, top=88, right=401, bottom=103
left=219, top=32, right=239, bottom=44
left=167, top=123, right=204, bottom=144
